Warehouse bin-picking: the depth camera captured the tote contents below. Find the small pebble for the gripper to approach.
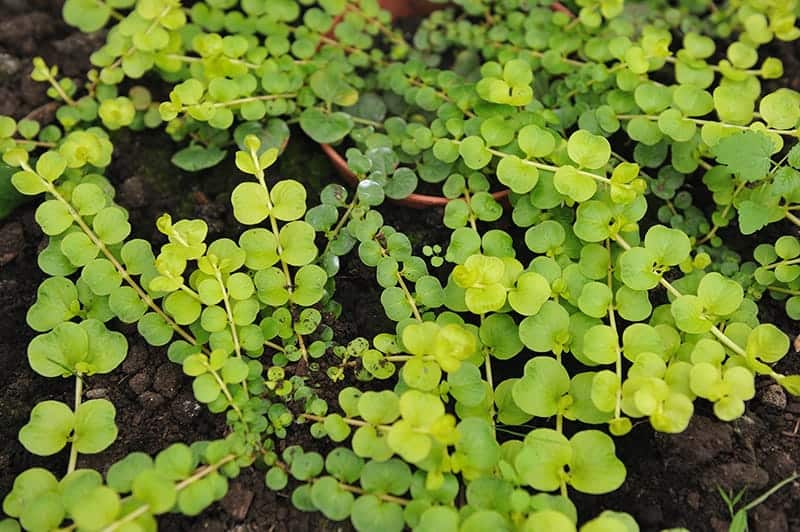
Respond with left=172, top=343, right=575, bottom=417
left=0, top=223, right=24, bottom=266
left=85, top=388, right=108, bottom=399
left=760, top=384, right=787, bottom=411
left=221, top=482, right=254, bottom=521
left=0, top=52, right=21, bottom=80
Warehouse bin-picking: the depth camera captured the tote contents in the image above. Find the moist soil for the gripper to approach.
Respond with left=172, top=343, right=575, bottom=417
left=1, top=2, right=799, bottom=531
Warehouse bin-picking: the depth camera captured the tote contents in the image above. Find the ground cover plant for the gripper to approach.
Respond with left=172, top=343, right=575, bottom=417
left=0, top=0, right=799, bottom=530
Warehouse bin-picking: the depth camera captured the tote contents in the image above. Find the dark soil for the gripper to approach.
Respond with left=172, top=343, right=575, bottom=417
left=1, top=2, right=799, bottom=531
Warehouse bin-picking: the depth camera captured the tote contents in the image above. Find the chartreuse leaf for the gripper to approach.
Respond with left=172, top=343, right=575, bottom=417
left=18, top=401, right=74, bottom=456
left=451, top=254, right=508, bottom=314
left=310, top=476, right=353, bottom=521
left=518, top=301, right=571, bottom=354
left=2, top=468, right=61, bottom=530
left=508, top=272, right=551, bottom=316
left=512, top=357, right=570, bottom=417
left=73, top=399, right=118, bottom=453
left=567, top=130, right=611, bottom=170
left=516, top=429, right=625, bottom=495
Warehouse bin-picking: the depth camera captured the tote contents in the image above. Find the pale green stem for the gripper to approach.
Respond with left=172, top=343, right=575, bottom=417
left=20, top=162, right=199, bottom=347
left=100, top=454, right=238, bottom=532
left=606, top=239, right=623, bottom=419
left=616, top=114, right=795, bottom=137
left=66, top=376, right=83, bottom=475
left=214, top=269, right=249, bottom=399
left=247, top=146, right=309, bottom=362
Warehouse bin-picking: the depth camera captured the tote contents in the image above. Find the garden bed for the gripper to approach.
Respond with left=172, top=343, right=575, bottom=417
left=2, top=1, right=800, bottom=531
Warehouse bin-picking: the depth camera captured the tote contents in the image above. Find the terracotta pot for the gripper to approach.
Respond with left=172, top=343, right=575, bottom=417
left=378, top=0, right=442, bottom=18
left=320, top=143, right=510, bottom=209
left=318, top=1, right=574, bottom=208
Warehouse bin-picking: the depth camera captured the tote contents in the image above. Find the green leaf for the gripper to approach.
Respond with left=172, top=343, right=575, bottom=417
left=459, top=136, right=492, bottom=170
left=619, top=247, right=660, bottom=290
left=497, top=156, right=538, bottom=194
left=759, top=89, right=800, bottom=130
left=70, top=486, right=120, bottom=530
left=351, top=495, right=404, bottom=532
left=567, top=130, right=610, bottom=169
left=644, top=225, right=690, bottom=266
left=508, top=272, right=551, bottom=316
left=512, top=357, right=570, bottom=417
left=568, top=430, right=626, bottom=494
left=746, top=323, right=789, bottom=364
left=231, top=182, right=269, bottom=225
left=36, top=151, right=67, bottom=182
left=554, top=166, right=596, bottom=203
left=577, top=282, right=612, bottom=319
left=582, top=325, right=619, bottom=365
left=480, top=314, right=522, bottom=361
left=310, top=476, right=354, bottom=521
left=138, top=312, right=174, bottom=346
left=712, top=131, right=773, bottom=181
left=63, top=0, right=112, bottom=31
left=738, top=200, right=771, bottom=234
left=697, top=272, right=743, bottom=316
left=18, top=400, right=74, bottom=456
left=310, top=69, right=358, bottom=106
left=93, top=207, right=130, bottom=245
left=28, top=321, right=88, bottom=377
left=515, top=429, right=571, bottom=491
left=299, top=108, right=353, bottom=143
left=2, top=468, right=59, bottom=522
left=74, top=399, right=118, bottom=453
left=35, top=200, right=73, bottom=236
left=26, top=277, right=79, bottom=332
left=171, top=146, right=226, bottom=172
left=518, top=301, right=570, bottom=354
left=132, top=469, right=176, bottom=514
left=155, top=444, right=196, bottom=481
left=279, top=221, right=318, bottom=266
left=106, top=452, right=153, bottom=493
left=671, top=295, right=712, bottom=334
left=271, top=180, right=307, bottom=221
left=518, top=125, right=556, bottom=158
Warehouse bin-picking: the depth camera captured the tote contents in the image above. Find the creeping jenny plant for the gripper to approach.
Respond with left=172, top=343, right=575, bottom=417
left=2, top=0, right=800, bottom=530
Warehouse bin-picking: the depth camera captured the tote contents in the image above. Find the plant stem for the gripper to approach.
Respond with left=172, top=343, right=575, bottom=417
left=765, top=286, right=800, bottom=296
left=376, top=241, right=422, bottom=321
left=482, top=316, right=496, bottom=434
left=100, top=454, right=238, bottom=532
left=742, top=472, right=799, bottom=512
left=12, top=138, right=57, bottom=148
left=66, top=375, right=83, bottom=475
left=762, top=257, right=800, bottom=270
left=785, top=210, right=800, bottom=228
left=265, top=340, right=286, bottom=352
left=214, top=269, right=249, bottom=399
left=613, top=233, right=761, bottom=364
left=247, top=146, right=309, bottom=361
left=21, top=162, right=200, bottom=348
left=474, top=143, right=634, bottom=191
left=606, top=239, right=623, bottom=419
left=695, top=181, right=747, bottom=246
left=208, top=93, right=297, bottom=109
left=616, top=114, right=795, bottom=137
left=300, top=413, right=391, bottom=432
